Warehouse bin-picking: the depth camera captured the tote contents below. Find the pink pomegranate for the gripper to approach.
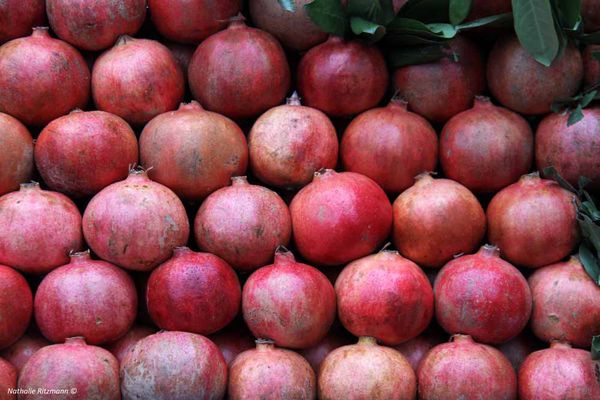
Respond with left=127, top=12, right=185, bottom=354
left=497, top=332, right=543, bottom=371
left=0, top=266, right=32, bottom=350
left=583, top=44, right=600, bottom=87
left=104, top=325, right=156, bottom=364
left=0, top=333, right=49, bottom=372
left=487, top=173, right=579, bottom=268
left=0, top=358, right=16, bottom=400
left=0, top=183, right=82, bottom=274
left=440, top=96, right=534, bottom=193
left=392, top=174, right=486, bottom=268
left=82, top=169, right=190, bottom=271
left=395, top=328, right=446, bottom=372
left=0, top=113, right=33, bottom=196
left=0, top=27, right=89, bottom=126
left=583, top=0, right=600, bottom=32
left=92, top=36, right=184, bottom=126
left=210, top=323, right=255, bottom=366
left=0, top=1, right=45, bottom=43
left=120, top=331, right=227, bottom=400
left=299, top=329, right=353, bottom=373
left=164, top=41, right=195, bottom=82
left=189, top=17, right=290, bottom=119
left=290, top=170, right=392, bottom=266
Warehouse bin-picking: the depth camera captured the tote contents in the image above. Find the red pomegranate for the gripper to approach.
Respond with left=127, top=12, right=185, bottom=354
left=120, top=331, right=227, bottom=400
left=341, top=98, right=438, bottom=194
left=0, top=183, right=82, bottom=274
left=583, top=44, right=600, bottom=88
left=394, top=327, right=446, bottom=372
left=0, top=266, right=32, bottom=350
left=393, top=36, right=485, bottom=123
left=335, top=248, right=434, bottom=345
left=583, top=0, right=600, bottom=32
left=497, top=332, right=543, bottom=371
left=487, top=35, right=583, bottom=115
left=0, top=0, right=45, bottom=43
left=82, top=169, right=190, bottom=271
left=210, top=323, right=255, bottom=366
left=487, top=173, right=579, bottom=268
left=467, top=0, right=511, bottom=20
left=92, top=36, right=184, bottom=126
left=140, top=101, right=248, bottom=201
left=0, top=358, right=16, bottom=399
left=35, top=110, right=138, bottom=198
left=319, top=336, right=416, bottom=400
left=0, top=27, right=89, bottom=126
left=0, top=113, right=33, bottom=196
left=519, top=342, right=600, bottom=399
left=392, top=174, right=486, bottom=268
left=298, top=36, right=388, bottom=117
left=248, top=92, right=338, bottom=189
left=164, top=41, right=195, bottom=82
left=242, top=247, right=336, bottom=349
left=228, top=340, right=316, bottom=399
left=299, top=329, right=354, bottom=373
left=104, top=325, right=156, bottom=364
left=0, top=333, right=49, bottom=372
left=290, top=170, right=392, bottom=266
left=46, top=0, right=146, bottom=51
left=440, top=96, right=534, bottom=193
left=189, top=17, right=290, bottom=119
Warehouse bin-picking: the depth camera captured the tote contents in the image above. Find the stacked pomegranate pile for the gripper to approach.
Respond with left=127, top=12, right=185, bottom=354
left=1, top=0, right=599, bottom=399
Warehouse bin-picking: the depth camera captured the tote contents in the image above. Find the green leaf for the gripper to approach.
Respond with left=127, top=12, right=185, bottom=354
left=383, top=33, right=448, bottom=45
left=592, top=336, right=600, bottom=360
left=427, top=23, right=459, bottom=37
left=579, top=30, right=600, bottom=44
left=542, top=166, right=578, bottom=193
left=387, top=17, right=455, bottom=39
left=593, top=52, right=600, bottom=62
left=512, top=0, right=560, bottom=66
left=568, top=104, right=585, bottom=126
left=556, top=0, right=581, bottom=29
left=386, top=43, right=448, bottom=67
left=579, top=176, right=593, bottom=191
left=350, top=16, right=387, bottom=41
left=579, top=243, right=600, bottom=284
left=449, top=0, right=471, bottom=25
left=578, top=213, right=600, bottom=250
left=278, top=0, right=296, bottom=12
left=457, top=12, right=513, bottom=29
left=305, top=0, right=349, bottom=36
left=347, top=0, right=396, bottom=25
left=581, top=90, right=597, bottom=108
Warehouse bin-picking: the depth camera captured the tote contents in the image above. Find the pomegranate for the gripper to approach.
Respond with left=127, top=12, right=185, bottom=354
left=242, top=247, right=336, bottom=349
left=467, top=0, right=511, bottom=20
left=497, top=332, right=543, bottom=371
left=319, top=336, right=416, bottom=400
left=92, top=36, right=184, bottom=126
left=120, top=331, right=227, bottom=400
left=440, top=96, right=534, bottom=193
left=290, top=170, right=392, bottom=266
left=0, top=266, right=32, bottom=350
left=0, top=113, right=33, bottom=196
left=487, top=173, right=579, bottom=268
left=299, top=329, right=353, bottom=373
left=228, top=339, right=316, bottom=399
left=395, top=327, right=446, bottom=372
left=0, top=358, right=16, bottom=400
left=164, top=41, right=195, bottom=82
left=0, top=27, right=89, bottom=126
left=583, top=44, right=600, bottom=88
left=139, top=101, right=248, bottom=201
left=0, top=0, right=45, bottom=43
left=583, top=0, right=600, bottom=32
left=0, top=183, right=82, bottom=274
left=82, top=169, right=189, bottom=271
left=341, top=98, right=438, bottom=194
left=0, top=333, right=49, bottom=372
left=104, top=325, right=156, bottom=364
left=487, top=35, right=583, bottom=115
left=248, top=92, right=338, bottom=189
left=210, top=323, right=255, bottom=366
left=392, top=174, right=486, bottom=268
left=298, top=36, right=388, bottom=117
left=189, top=17, right=290, bottom=119
left=393, top=36, right=485, bottom=123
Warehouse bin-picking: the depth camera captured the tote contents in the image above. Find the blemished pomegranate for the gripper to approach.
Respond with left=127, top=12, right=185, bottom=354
left=35, top=110, right=138, bottom=198
left=299, top=329, right=354, bottom=373
left=92, top=36, right=184, bottom=126
left=583, top=0, right=600, bottom=32
left=440, top=96, right=534, bottom=193
left=228, top=340, right=316, bottom=399
left=297, top=36, right=388, bottom=117
left=19, top=337, right=120, bottom=400
left=0, top=0, right=45, bottom=43
left=497, top=332, right=543, bottom=371
left=210, top=323, right=255, bottom=366
left=392, top=174, right=486, bottom=268
left=242, top=247, right=336, bottom=349
left=120, top=331, right=227, bottom=400
left=487, top=173, right=579, bottom=268
left=82, top=169, right=190, bottom=271
left=290, top=170, right=392, bottom=266
left=0, top=183, right=82, bottom=274
left=0, top=333, right=50, bottom=372
left=335, top=248, right=434, bottom=345
left=0, top=357, right=16, bottom=399
left=248, top=92, right=338, bottom=189
left=0, top=266, right=32, bottom=350
left=188, top=18, right=290, bottom=119
left=139, top=101, right=248, bottom=201
left=434, top=245, right=532, bottom=344
left=0, top=113, right=33, bottom=196
left=487, top=35, right=583, bottom=115
left=104, top=325, right=156, bottom=364
left=418, top=335, right=517, bottom=399
left=583, top=44, right=600, bottom=87
left=164, top=41, right=195, bottom=82
left=341, top=98, right=438, bottom=194
left=0, top=27, right=89, bottom=126
left=319, top=336, right=416, bottom=400
left=394, top=327, right=446, bottom=372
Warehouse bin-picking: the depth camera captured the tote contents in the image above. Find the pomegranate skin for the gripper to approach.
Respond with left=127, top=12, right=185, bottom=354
left=584, top=44, right=600, bottom=88
left=487, top=35, right=583, bottom=115
left=392, top=174, right=486, bottom=268
left=298, top=36, right=388, bottom=117
left=290, top=170, right=392, bottom=266
left=228, top=340, right=316, bottom=399
left=341, top=99, right=438, bottom=194
left=0, top=28, right=90, bottom=126
left=0, top=113, right=33, bottom=196
left=0, top=266, right=32, bottom=350
left=210, top=323, right=255, bottom=366
left=335, top=250, right=434, bottom=345
left=120, top=331, right=227, bottom=400
left=467, top=0, right=511, bottom=20
left=92, top=36, right=184, bottom=126
left=319, top=336, right=416, bottom=400
left=0, top=334, right=50, bottom=373
left=46, top=0, right=146, bottom=51
left=82, top=170, right=190, bottom=272
left=0, top=0, right=45, bottom=43
left=394, top=328, right=446, bottom=372
left=440, top=96, right=533, bottom=193
left=393, top=36, right=485, bottom=123
left=248, top=93, right=338, bottom=189
left=583, top=0, right=600, bottom=32
left=0, top=183, right=82, bottom=274
left=497, top=332, right=543, bottom=372
left=242, top=249, right=336, bottom=349
left=104, top=325, right=156, bottom=364
left=299, top=330, right=354, bottom=373
left=35, top=110, right=138, bottom=198
left=189, top=19, right=290, bottom=119
left=487, top=174, right=579, bottom=268
left=0, top=358, right=16, bottom=400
